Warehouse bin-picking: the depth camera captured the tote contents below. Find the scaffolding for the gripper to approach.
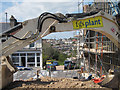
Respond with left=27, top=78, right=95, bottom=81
left=76, top=1, right=120, bottom=75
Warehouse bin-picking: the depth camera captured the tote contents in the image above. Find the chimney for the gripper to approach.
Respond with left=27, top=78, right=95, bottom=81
left=9, top=15, right=17, bottom=28
left=83, top=5, right=89, bottom=13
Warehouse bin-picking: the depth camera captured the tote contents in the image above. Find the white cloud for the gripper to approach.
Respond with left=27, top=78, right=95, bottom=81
left=1, top=2, right=80, bottom=22
left=2, top=0, right=100, bottom=3
left=2, top=0, right=78, bottom=2
left=1, top=1, right=81, bottom=39
left=1, top=0, right=119, bottom=39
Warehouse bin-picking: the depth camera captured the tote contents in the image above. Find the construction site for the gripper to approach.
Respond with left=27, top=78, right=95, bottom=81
left=0, top=0, right=120, bottom=89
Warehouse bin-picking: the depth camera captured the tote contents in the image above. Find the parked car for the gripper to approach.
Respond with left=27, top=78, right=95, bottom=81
left=53, top=61, right=59, bottom=66
left=64, top=60, right=75, bottom=70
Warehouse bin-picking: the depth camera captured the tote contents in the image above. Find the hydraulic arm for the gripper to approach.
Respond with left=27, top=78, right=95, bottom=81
left=0, top=11, right=120, bottom=57
left=0, top=10, right=120, bottom=89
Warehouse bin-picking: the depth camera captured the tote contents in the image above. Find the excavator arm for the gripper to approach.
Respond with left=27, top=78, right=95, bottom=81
left=0, top=10, right=120, bottom=89
left=1, top=11, right=120, bottom=57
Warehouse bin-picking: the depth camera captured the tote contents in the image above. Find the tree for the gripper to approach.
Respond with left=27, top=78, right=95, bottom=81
left=42, top=41, right=69, bottom=66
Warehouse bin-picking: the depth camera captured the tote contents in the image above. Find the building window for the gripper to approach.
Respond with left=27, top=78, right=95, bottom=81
left=30, top=43, right=34, bottom=47
left=37, top=57, right=40, bottom=66
left=27, top=56, right=35, bottom=67
left=12, top=53, right=19, bottom=56
left=20, top=53, right=26, bottom=56
left=37, top=53, right=40, bottom=56
left=12, top=57, right=19, bottom=63
left=28, top=57, right=35, bottom=62
left=37, top=57, right=40, bottom=62
left=27, top=53, right=35, bottom=56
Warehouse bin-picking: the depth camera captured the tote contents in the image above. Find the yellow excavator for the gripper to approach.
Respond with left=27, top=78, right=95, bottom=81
left=0, top=8, right=120, bottom=89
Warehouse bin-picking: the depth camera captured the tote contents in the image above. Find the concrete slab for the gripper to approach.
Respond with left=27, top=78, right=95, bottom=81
left=13, top=69, right=79, bottom=81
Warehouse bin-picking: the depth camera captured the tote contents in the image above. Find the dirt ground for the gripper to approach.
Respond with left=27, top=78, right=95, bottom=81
left=4, top=76, right=111, bottom=89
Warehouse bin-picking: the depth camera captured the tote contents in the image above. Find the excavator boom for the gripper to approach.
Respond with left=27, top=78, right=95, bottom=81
left=0, top=11, right=120, bottom=89
left=0, top=11, right=120, bottom=57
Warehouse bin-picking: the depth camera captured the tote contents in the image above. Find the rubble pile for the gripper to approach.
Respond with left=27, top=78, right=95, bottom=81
left=5, top=77, right=111, bottom=89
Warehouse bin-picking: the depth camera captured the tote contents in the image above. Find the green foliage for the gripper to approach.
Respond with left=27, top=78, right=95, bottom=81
left=58, top=61, right=64, bottom=65
left=72, top=41, right=75, bottom=44
left=42, top=42, right=69, bottom=66
left=58, top=53, right=67, bottom=62
left=71, top=50, right=77, bottom=57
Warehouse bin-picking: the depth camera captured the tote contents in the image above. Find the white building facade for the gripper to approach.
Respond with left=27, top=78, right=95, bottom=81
left=0, top=16, right=43, bottom=69
left=11, top=39, right=43, bottom=69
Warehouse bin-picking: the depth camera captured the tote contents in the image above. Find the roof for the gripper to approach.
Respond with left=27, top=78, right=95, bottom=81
left=72, top=39, right=77, bottom=41
left=0, top=22, right=11, bottom=33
